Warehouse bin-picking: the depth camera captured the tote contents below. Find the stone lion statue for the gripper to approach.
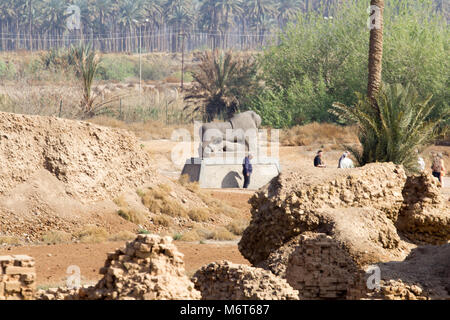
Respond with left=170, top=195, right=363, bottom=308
left=200, top=111, right=262, bottom=158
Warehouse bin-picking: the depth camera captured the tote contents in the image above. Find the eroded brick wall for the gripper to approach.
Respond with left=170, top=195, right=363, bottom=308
left=0, top=255, right=36, bottom=300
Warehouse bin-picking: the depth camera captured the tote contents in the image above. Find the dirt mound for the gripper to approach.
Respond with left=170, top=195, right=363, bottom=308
left=370, top=244, right=450, bottom=300
left=0, top=112, right=244, bottom=241
left=239, top=163, right=407, bottom=265
left=38, top=235, right=199, bottom=300
left=192, top=260, right=299, bottom=300
left=397, top=173, right=450, bottom=244
left=0, top=112, right=156, bottom=201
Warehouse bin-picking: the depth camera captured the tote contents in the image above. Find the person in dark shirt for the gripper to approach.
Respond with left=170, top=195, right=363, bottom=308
left=243, top=154, right=253, bottom=189
left=314, top=150, right=326, bottom=168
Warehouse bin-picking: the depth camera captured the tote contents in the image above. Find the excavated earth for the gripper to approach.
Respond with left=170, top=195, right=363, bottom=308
left=0, top=112, right=237, bottom=241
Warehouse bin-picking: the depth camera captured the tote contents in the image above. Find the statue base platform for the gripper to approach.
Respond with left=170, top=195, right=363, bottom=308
left=181, top=157, right=281, bottom=190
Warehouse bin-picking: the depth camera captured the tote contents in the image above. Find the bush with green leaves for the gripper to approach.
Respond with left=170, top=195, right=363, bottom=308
left=96, top=56, right=135, bottom=81
left=0, top=60, right=16, bottom=79
left=331, top=83, right=447, bottom=173
left=251, top=0, right=449, bottom=128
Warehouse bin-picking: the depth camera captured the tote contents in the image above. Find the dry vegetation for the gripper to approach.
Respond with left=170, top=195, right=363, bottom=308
left=280, top=123, right=358, bottom=146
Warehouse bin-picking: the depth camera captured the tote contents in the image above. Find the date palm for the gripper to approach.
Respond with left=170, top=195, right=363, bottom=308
left=184, top=50, right=257, bottom=121
left=367, top=0, right=384, bottom=108
left=276, top=0, right=302, bottom=28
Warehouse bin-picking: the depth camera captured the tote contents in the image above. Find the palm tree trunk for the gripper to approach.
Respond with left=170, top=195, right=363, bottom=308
left=367, top=0, right=384, bottom=106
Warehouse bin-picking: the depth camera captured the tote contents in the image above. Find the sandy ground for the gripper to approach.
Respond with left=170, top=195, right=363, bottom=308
left=0, top=241, right=249, bottom=287
left=1, top=139, right=448, bottom=288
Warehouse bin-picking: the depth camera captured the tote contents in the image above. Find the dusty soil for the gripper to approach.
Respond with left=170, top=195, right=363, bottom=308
left=0, top=240, right=249, bottom=287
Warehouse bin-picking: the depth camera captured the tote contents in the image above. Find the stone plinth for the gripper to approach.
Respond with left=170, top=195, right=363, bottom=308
left=181, top=156, right=280, bottom=190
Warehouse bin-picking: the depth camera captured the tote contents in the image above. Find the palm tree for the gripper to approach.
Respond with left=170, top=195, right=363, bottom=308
left=116, top=0, right=144, bottom=52
left=331, top=84, right=446, bottom=173
left=214, top=0, right=243, bottom=48
left=367, top=0, right=384, bottom=108
left=184, top=50, right=258, bottom=121
left=166, top=3, right=194, bottom=52
left=276, top=0, right=303, bottom=29
left=69, top=43, right=102, bottom=117
left=245, top=0, right=276, bottom=47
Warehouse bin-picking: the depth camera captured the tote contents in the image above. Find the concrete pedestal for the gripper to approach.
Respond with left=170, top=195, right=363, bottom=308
left=181, top=157, right=281, bottom=190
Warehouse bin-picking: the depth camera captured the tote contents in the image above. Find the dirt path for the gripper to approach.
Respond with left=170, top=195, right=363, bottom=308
left=0, top=241, right=249, bottom=287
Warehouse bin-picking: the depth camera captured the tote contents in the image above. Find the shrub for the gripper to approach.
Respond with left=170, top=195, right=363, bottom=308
left=139, top=63, right=171, bottom=81
left=117, top=208, right=147, bottom=224
left=0, top=236, right=21, bottom=246
left=152, top=215, right=172, bottom=227
left=97, top=56, right=134, bottom=81
left=211, top=227, right=237, bottom=241
left=226, top=219, right=249, bottom=236
left=76, top=225, right=109, bottom=243
left=187, top=208, right=210, bottom=222
left=0, top=60, right=16, bottom=79
left=41, top=230, right=72, bottom=245
left=141, top=186, right=187, bottom=218
left=109, top=231, right=136, bottom=241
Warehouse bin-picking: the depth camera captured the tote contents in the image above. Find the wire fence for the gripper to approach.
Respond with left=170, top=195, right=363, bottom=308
left=0, top=31, right=280, bottom=53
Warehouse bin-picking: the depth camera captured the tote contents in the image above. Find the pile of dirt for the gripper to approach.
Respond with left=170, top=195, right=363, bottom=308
left=192, top=260, right=299, bottom=300
left=0, top=112, right=157, bottom=201
left=0, top=112, right=241, bottom=241
left=37, top=235, right=201, bottom=300
left=239, top=163, right=407, bottom=266
left=397, top=173, right=450, bottom=244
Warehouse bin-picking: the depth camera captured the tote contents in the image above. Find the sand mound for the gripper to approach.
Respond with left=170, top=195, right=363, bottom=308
left=239, top=163, right=407, bottom=265
left=397, top=173, right=450, bottom=244
left=192, top=260, right=299, bottom=300
left=37, top=235, right=201, bottom=300
left=0, top=112, right=241, bottom=241
left=0, top=112, right=156, bottom=201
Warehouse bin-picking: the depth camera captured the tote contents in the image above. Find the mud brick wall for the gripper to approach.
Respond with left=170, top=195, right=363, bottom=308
left=285, top=234, right=366, bottom=300
left=0, top=255, right=36, bottom=300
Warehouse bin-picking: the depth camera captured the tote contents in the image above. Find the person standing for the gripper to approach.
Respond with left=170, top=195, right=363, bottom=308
left=243, top=154, right=253, bottom=189
left=416, top=149, right=425, bottom=172
left=314, top=150, right=326, bottom=168
left=431, top=153, right=446, bottom=186
left=338, top=151, right=350, bottom=168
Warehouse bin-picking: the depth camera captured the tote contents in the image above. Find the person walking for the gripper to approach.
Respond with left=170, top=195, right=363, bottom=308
left=314, top=150, right=326, bottom=168
left=243, top=154, right=253, bottom=189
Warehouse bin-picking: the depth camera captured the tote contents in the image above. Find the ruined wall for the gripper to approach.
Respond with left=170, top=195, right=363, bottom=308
left=239, top=163, right=407, bottom=265
left=192, top=261, right=299, bottom=300
left=397, top=173, right=450, bottom=244
left=0, top=255, right=35, bottom=300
